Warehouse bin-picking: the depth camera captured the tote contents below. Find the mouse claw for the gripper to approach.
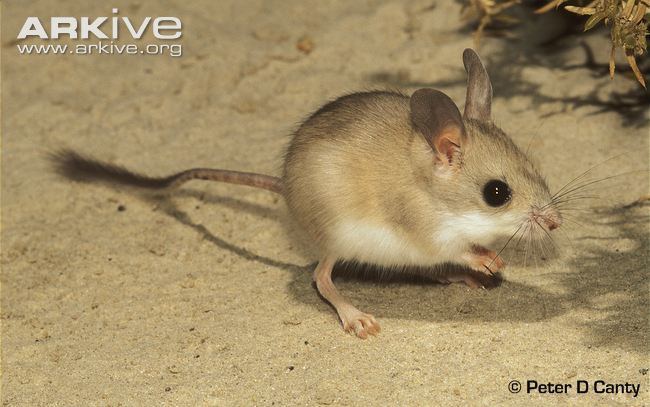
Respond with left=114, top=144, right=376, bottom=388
left=483, top=266, right=495, bottom=276
left=341, top=311, right=381, bottom=339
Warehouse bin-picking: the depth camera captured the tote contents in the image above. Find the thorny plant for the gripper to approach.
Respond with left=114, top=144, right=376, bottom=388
left=463, top=0, right=649, bottom=87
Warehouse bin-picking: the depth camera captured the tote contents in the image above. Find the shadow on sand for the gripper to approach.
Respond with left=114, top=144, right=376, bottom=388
left=159, top=188, right=648, bottom=354
left=368, top=9, right=649, bottom=129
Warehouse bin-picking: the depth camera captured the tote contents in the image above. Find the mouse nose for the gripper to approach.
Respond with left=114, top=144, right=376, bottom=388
left=532, top=206, right=562, bottom=231
left=543, top=210, right=562, bottom=231
left=545, top=218, right=560, bottom=231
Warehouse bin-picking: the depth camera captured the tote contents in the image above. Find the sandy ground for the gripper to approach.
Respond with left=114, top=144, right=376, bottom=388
left=2, top=0, right=649, bottom=405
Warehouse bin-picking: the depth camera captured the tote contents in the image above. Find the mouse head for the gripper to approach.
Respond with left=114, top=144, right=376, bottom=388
left=410, top=49, right=562, bottom=243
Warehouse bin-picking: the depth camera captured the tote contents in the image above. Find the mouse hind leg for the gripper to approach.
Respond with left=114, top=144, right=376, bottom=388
left=313, top=257, right=380, bottom=339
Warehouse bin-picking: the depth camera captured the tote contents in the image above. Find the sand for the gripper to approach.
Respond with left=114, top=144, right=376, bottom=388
left=2, top=0, right=649, bottom=405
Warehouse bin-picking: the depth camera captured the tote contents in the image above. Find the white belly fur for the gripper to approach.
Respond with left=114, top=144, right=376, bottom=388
left=328, top=211, right=516, bottom=268
left=329, top=219, right=468, bottom=267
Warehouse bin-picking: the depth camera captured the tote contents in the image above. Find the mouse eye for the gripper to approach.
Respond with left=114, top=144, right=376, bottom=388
left=482, top=179, right=511, bottom=207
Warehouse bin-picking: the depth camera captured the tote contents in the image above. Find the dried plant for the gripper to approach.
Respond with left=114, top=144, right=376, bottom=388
left=463, top=0, right=649, bottom=87
left=461, top=0, right=522, bottom=47
left=537, top=0, right=649, bottom=88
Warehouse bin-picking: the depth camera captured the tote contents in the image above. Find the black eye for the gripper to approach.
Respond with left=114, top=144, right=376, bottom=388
left=482, top=179, right=511, bottom=207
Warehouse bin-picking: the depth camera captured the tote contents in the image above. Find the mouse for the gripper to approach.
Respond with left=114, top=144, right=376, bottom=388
left=52, top=48, right=562, bottom=339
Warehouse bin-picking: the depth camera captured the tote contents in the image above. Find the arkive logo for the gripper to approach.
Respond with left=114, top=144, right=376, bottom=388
left=17, top=8, right=182, bottom=40
left=15, top=8, right=183, bottom=57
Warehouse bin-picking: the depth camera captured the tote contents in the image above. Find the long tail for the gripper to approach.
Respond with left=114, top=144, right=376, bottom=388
left=50, top=149, right=284, bottom=194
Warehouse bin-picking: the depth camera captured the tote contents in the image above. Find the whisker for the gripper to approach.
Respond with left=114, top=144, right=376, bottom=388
left=552, top=179, right=600, bottom=202
left=514, top=221, right=531, bottom=251
left=533, top=219, right=558, bottom=251
left=554, top=208, right=595, bottom=213
left=522, top=222, right=532, bottom=268
left=559, top=216, right=586, bottom=229
left=550, top=170, right=648, bottom=206
left=550, top=153, right=627, bottom=199
left=537, top=226, right=555, bottom=260
left=552, top=196, right=599, bottom=207
left=555, top=227, right=577, bottom=253
left=488, top=221, right=526, bottom=269
left=524, top=126, right=543, bottom=156
left=553, top=193, right=599, bottom=202
left=532, top=223, right=550, bottom=258
left=532, top=226, right=542, bottom=270
left=513, top=221, right=534, bottom=265
left=532, top=220, right=557, bottom=265
left=561, top=212, right=590, bottom=221
left=546, top=192, right=600, bottom=209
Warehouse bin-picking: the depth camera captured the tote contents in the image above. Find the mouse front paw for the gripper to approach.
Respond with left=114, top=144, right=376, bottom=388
left=338, top=307, right=381, bottom=339
left=462, top=245, right=505, bottom=275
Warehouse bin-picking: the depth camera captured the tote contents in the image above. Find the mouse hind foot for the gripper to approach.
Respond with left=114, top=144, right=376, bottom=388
left=313, top=257, right=380, bottom=339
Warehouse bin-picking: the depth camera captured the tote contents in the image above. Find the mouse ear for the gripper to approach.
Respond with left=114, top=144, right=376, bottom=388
left=463, top=48, right=493, bottom=122
left=410, top=88, right=466, bottom=166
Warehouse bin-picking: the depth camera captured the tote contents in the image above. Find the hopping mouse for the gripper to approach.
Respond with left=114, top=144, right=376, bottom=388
left=53, top=49, right=562, bottom=339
